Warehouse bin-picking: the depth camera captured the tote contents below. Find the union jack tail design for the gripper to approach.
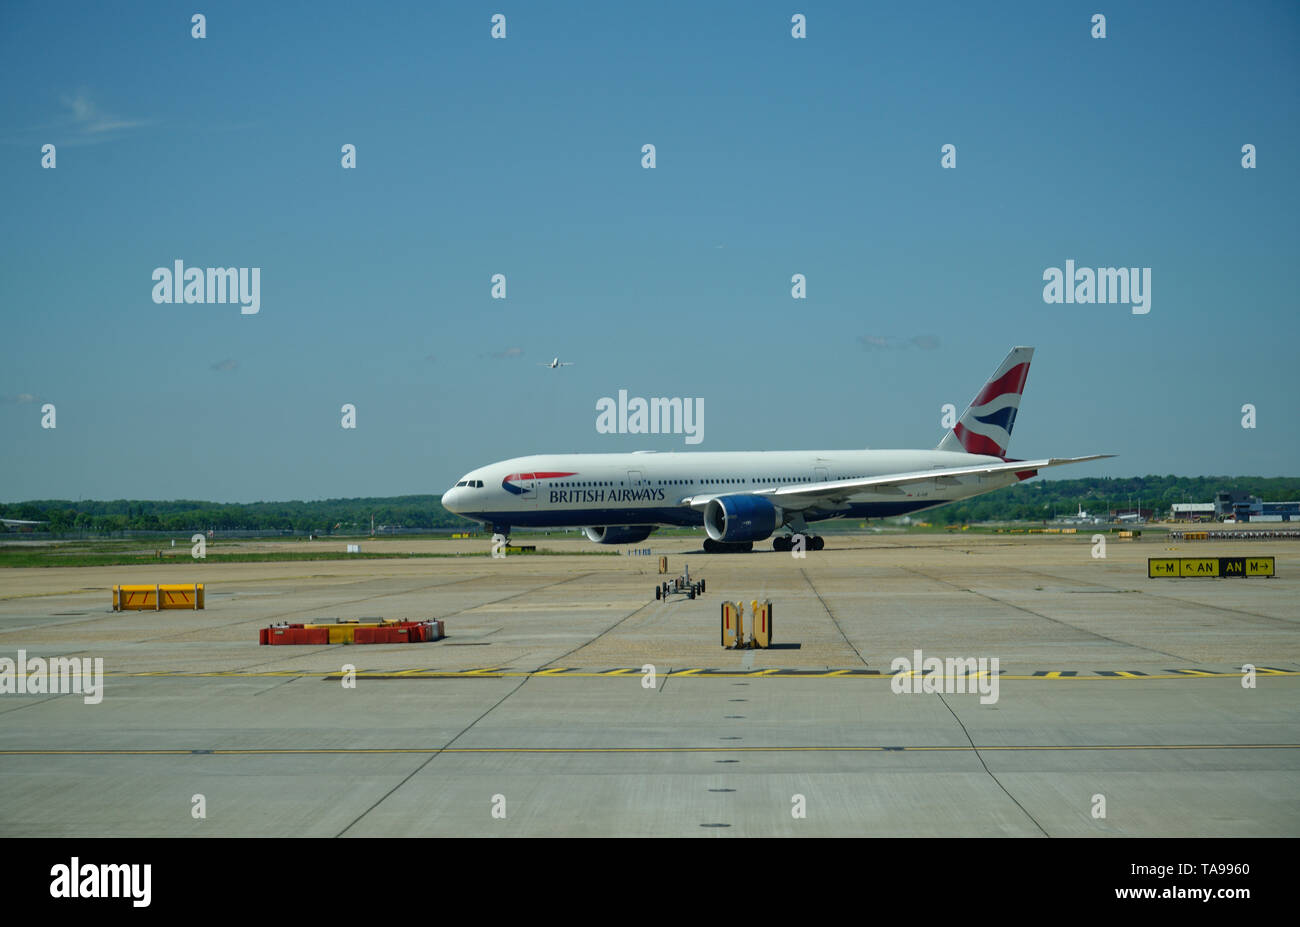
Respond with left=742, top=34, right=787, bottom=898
left=937, top=346, right=1033, bottom=457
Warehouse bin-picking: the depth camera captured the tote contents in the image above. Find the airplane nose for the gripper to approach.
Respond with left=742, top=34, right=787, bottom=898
left=441, top=487, right=460, bottom=511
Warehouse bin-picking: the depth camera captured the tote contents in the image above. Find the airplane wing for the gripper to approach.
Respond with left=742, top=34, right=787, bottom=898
left=683, top=455, right=1113, bottom=512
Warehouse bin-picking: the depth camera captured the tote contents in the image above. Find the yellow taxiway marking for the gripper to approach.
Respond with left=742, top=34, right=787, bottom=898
left=3, top=744, right=1298, bottom=757
left=98, top=667, right=1300, bottom=681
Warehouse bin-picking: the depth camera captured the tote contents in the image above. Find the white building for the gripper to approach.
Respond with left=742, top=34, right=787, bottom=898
left=1171, top=503, right=1215, bottom=521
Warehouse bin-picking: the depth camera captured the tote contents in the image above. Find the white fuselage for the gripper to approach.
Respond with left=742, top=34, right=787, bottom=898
left=441, top=449, right=1024, bottom=533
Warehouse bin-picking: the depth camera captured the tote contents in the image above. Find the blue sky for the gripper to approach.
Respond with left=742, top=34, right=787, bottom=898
left=2, top=1, right=1297, bottom=502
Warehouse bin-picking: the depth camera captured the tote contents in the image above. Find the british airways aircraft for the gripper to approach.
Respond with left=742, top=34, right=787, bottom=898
left=441, top=347, right=1110, bottom=552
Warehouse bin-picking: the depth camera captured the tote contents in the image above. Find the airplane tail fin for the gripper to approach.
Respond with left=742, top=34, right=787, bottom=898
left=937, top=346, right=1034, bottom=456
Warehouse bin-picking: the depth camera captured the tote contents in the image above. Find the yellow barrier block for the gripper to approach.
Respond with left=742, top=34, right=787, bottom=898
left=303, top=619, right=398, bottom=634
left=327, top=626, right=355, bottom=644
left=112, top=583, right=204, bottom=611
left=720, top=601, right=743, bottom=648
left=752, top=600, right=774, bottom=649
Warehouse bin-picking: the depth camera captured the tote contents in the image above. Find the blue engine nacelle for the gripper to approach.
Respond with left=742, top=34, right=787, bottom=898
left=583, top=525, right=655, bottom=544
left=703, top=495, right=783, bottom=543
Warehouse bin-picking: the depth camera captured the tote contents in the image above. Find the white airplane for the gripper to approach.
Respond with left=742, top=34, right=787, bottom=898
left=539, top=357, right=574, bottom=369
left=442, top=346, right=1111, bottom=552
left=1061, top=503, right=1098, bottom=524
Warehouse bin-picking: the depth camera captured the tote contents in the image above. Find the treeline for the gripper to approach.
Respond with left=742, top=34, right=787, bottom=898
left=927, top=476, right=1300, bottom=525
left=3, top=477, right=1298, bottom=534
left=0, top=496, right=474, bottom=534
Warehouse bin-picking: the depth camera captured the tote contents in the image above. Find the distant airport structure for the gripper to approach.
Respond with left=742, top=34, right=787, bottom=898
left=1170, top=493, right=1299, bottom=523
left=1215, top=491, right=1300, bottom=523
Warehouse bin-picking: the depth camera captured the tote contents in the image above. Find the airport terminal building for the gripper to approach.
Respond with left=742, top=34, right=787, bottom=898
left=1214, top=491, right=1300, bottom=522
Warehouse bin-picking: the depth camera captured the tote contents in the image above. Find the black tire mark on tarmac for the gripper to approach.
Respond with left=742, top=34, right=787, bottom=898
left=1011, top=564, right=1298, bottom=629
left=937, top=692, right=1049, bottom=837
left=800, top=568, right=868, bottom=666
left=899, top=565, right=1194, bottom=662
left=236, top=572, right=596, bottom=672
left=334, top=674, right=533, bottom=837
left=2, top=574, right=501, bottom=669
left=538, top=600, right=655, bottom=670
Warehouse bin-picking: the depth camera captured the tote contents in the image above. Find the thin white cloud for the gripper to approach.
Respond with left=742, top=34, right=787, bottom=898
left=0, top=93, right=154, bottom=146
left=60, top=93, right=150, bottom=136
left=858, top=334, right=941, bottom=351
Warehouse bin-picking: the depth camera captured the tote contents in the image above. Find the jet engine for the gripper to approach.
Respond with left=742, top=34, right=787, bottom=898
left=583, top=525, right=655, bottom=544
left=703, top=495, right=783, bottom=543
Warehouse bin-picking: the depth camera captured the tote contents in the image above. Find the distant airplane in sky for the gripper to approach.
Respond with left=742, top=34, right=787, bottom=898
left=539, top=357, right=574, bottom=369
left=443, top=346, right=1112, bottom=552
